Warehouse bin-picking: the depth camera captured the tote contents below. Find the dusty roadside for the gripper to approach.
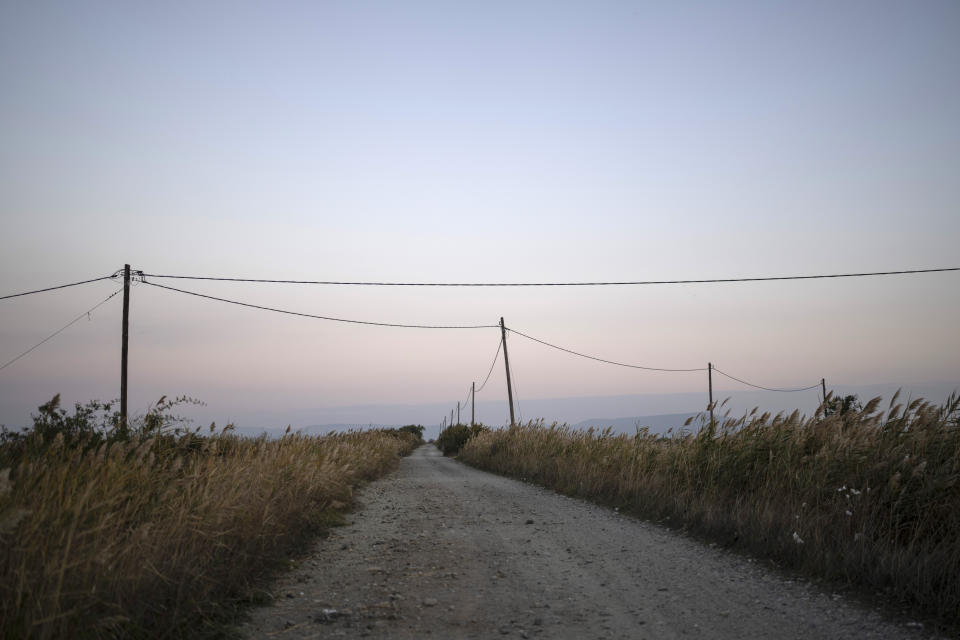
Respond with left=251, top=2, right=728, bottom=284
left=238, top=445, right=933, bottom=639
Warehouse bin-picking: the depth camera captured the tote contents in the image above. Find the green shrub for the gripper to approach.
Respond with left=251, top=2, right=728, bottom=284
left=436, top=423, right=488, bottom=456
left=398, top=424, right=425, bottom=442
left=368, top=426, right=424, bottom=447
left=0, top=394, right=209, bottom=469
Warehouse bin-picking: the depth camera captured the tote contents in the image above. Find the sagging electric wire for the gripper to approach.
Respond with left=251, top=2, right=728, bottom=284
left=711, top=367, right=821, bottom=393
left=140, top=266, right=960, bottom=287
left=506, top=327, right=707, bottom=372
left=503, top=326, right=820, bottom=397
left=0, top=288, right=123, bottom=371
left=507, top=333, right=523, bottom=424
left=0, top=275, right=115, bottom=301
left=144, top=281, right=499, bottom=330
left=474, top=339, right=502, bottom=393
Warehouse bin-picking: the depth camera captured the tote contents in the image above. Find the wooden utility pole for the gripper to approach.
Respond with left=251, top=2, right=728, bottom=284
left=500, top=317, right=515, bottom=426
left=821, top=378, right=827, bottom=403
left=707, top=362, right=714, bottom=427
left=120, top=264, right=131, bottom=431
left=450, top=409, right=454, bottom=427
left=471, top=382, right=475, bottom=426
left=457, top=401, right=460, bottom=426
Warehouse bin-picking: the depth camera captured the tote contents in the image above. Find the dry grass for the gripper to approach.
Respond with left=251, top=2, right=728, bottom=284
left=0, top=428, right=417, bottom=638
left=459, top=392, right=960, bottom=625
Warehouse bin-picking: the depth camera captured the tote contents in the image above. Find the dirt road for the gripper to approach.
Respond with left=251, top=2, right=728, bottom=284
left=239, top=445, right=930, bottom=639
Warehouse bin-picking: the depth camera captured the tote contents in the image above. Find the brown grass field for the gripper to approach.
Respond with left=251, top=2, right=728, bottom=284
left=0, top=423, right=417, bottom=639
left=459, top=392, right=960, bottom=627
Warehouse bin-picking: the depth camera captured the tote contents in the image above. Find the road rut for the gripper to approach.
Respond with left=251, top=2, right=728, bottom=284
left=239, top=445, right=930, bottom=639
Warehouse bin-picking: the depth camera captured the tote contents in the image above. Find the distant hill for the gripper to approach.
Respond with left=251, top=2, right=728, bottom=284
left=233, top=416, right=701, bottom=440
left=198, top=380, right=958, bottom=443
left=571, top=412, right=700, bottom=437
left=232, top=423, right=401, bottom=439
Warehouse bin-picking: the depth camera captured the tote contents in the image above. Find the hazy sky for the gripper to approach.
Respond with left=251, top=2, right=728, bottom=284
left=2, top=1, right=958, bottom=429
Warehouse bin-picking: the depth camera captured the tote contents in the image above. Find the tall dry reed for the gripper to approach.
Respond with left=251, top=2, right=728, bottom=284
left=460, top=393, right=960, bottom=625
left=0, top=429, right=416, bottom=638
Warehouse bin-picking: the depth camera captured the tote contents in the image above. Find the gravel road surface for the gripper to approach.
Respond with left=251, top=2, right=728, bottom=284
left=239, top=445, right=931, bottom=639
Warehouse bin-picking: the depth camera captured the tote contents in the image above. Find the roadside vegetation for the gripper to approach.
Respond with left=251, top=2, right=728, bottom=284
left=0, top=396, right=418, bottom=639
left=459, top=392, right=960, bottom=626
left=435, top=423, right=489, bottom=456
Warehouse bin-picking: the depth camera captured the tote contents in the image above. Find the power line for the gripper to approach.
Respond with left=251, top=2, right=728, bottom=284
left=140, top=267, right=960, bottom=287
left=6, top=265, right=950, bottom=301
left=507, top=327, right=707, bottom=372
left=711, top=367, right=821, bottom=393
left=144, top=281, right=499, bottom=330
left=506, top=326, right=818, bottom=392
left=0, top=288, right=122, bottom=371
left=507, top=340, right=523, bottom=424
left=0, top=275, right=115, bottom=301
left=474, top=339, right=502, bottom=393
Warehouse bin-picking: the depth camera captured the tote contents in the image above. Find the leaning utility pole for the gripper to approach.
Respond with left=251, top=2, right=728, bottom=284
left=120, top=264, right=131, bottom=431
left=500, top=317, right=515, bottom=426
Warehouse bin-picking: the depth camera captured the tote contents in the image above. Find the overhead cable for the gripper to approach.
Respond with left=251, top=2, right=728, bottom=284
left=144, top=281, right=499, bottom=330
left=140, top=267, right=960, bottom=287
left=0, top=275, right=115, bottom=301
left=508, top=351, right=523, bottom=424
left=0, top=288, right=122, bottom=371
left=711, top=367, right=821, bottom=393
left=474, top=339, right=502, bottom=393
left=507, top=328, right=707, bottom=372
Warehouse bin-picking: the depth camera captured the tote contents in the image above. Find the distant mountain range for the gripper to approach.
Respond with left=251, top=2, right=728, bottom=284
left=231, top=423, right=401, bottom=439
left=233, top=413, right=701, bottom=440
left=174, top=380, right=958, bottom=442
